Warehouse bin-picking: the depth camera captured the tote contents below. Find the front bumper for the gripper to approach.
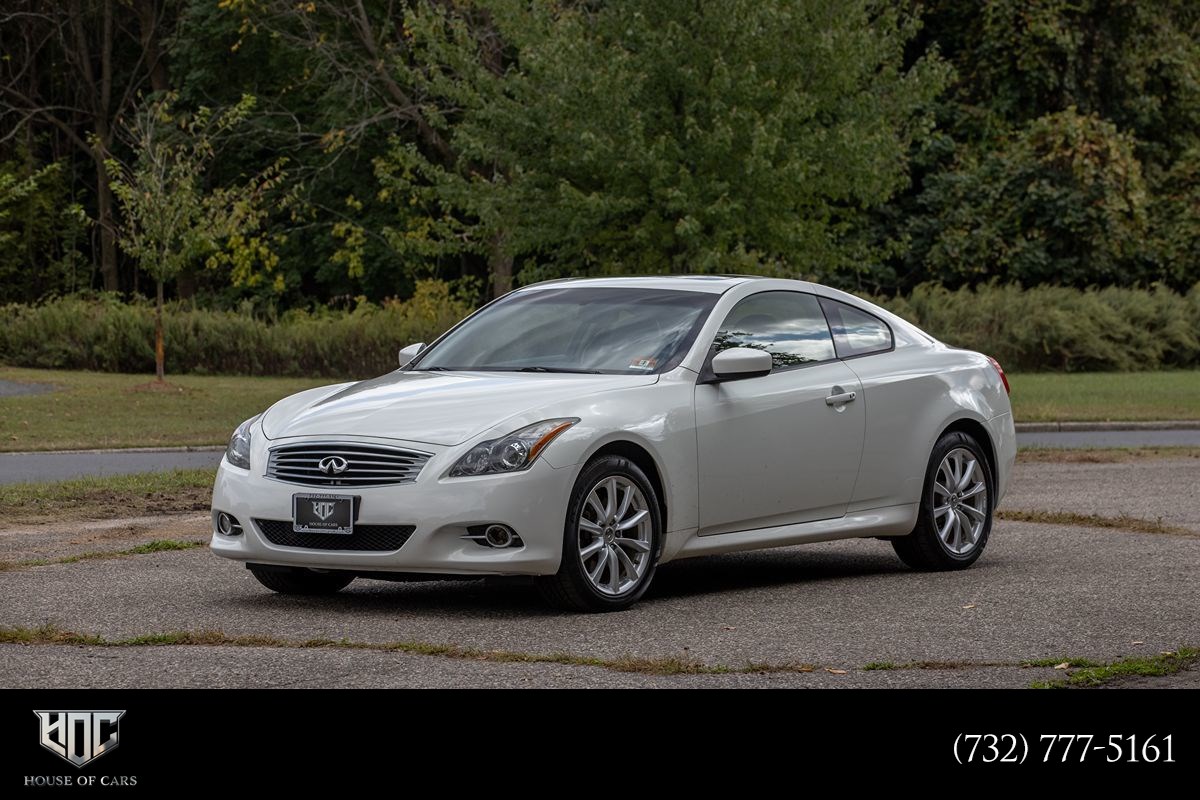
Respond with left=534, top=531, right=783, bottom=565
left=210, top=443, right=574, bottom=576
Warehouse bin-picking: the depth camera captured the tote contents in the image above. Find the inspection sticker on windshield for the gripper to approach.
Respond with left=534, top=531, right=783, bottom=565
left=629, top=357, right=657, bottom=371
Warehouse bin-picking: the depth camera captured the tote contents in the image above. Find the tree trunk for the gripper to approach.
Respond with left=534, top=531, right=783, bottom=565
left=488, top=233, right=513, bottom=299
left=154, top=279, right=165, bottom=381
left=95, top=158, right=120, bottom=292
left=136, top=0, right=170, bottom=94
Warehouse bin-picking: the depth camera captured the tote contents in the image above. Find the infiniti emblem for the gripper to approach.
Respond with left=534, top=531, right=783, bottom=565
left=318, top=455, right=349, bottom=475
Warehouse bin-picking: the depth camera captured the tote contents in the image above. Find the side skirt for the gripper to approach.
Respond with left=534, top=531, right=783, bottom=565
left=663, top=503, right=918, bottom=562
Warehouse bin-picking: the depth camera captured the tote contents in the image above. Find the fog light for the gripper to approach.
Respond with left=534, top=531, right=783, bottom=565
left=484, top=524, right=514, bottom=548
left=216, top=512, right=243, bottom=537
left=462, top=524, right=523, bottom=548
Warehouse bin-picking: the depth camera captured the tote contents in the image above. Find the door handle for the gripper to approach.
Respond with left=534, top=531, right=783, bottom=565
left=825, top=390, right=857, bottom=406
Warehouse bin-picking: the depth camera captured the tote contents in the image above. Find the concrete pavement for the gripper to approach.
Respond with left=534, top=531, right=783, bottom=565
left=1, top=456, right=1196, bottom=688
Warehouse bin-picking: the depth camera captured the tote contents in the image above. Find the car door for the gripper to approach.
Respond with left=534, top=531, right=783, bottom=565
left=694, top=290, right=866, bottom=536
left=817, top=295, right=920, bottom=511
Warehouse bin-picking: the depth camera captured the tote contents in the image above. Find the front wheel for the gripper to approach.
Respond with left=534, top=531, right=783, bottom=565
left=892, top=431, right=993, bottom=570
left=536, top=455, right=662, bottom=612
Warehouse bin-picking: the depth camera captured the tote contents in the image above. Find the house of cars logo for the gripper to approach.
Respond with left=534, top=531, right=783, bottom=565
left=318, top=456, right=349, bottom=475
left=311, top=501, right=336, bottom=521
left=34, top=711, right=124, bottom=768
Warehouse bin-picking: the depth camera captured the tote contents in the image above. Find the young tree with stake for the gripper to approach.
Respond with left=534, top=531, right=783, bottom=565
left=108, top=94, right=286, bottom=382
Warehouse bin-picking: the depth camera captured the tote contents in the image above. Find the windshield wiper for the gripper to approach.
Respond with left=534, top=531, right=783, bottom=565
left=517, top=366, right=603, bottom=374
left=414, top=365, right=601, bottom=374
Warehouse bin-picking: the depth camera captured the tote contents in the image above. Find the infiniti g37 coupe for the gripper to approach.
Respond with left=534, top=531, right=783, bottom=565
left=211, top=276, right=1015, bottom=611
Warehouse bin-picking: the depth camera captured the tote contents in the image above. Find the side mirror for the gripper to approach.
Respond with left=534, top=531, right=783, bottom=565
left=709, top=347, right=773, bottom=382
left=398, top=342, right=426, bottom=368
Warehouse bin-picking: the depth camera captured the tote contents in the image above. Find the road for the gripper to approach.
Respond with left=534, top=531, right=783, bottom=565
left=1, top=456, right=1196, bottom=688
left=3, top=427, right=1199, bottom=485
left=0, top=449, right=222, bottom=484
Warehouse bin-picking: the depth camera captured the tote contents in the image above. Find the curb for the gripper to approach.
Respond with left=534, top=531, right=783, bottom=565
left=0, top=445, right=225, bottom=456
left=1015, top=421, right=1200, bottom=433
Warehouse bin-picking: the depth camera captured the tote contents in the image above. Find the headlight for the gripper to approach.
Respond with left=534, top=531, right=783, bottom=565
left=449, top=418, right=579, bottom=477
left=225, top=415, right=259, bottom=470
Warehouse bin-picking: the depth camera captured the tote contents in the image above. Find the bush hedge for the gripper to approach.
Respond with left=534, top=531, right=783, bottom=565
left=0, top=281, right=473, bottom=378
left=883, top=283, right=1200, bottom=372
left=1, top=282, right=1197, bottom=376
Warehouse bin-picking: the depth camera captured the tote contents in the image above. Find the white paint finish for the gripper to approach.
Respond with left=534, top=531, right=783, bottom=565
left=988, top=412, right=1017, bottom=503
left=695, top=360, right=865, bottom=534
left=841, top=346, right=1007, bottom=511
left=212, top=276, right=1016, bottom=584
left=397, top=342, right=424, bottom=367
left=212, top=435, right=572, bottom=575
left=539, top=371, right=700, bottom=534
left=674, top=503, right=919, bottom=559
left=709, top=347, right=773, bottom=378
left=261, top=370, right=657, bottom=446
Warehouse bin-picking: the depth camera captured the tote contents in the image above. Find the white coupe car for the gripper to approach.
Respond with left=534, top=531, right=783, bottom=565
left=211, top=276, right=1015, bottom=611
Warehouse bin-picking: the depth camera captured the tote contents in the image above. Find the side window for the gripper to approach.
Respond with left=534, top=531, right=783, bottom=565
left=713, top=291, right=836, bottom=369
left=818, top=297, right=893, bottom=358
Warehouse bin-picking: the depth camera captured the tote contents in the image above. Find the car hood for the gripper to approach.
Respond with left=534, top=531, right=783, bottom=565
left=261, top=370, right=658, bottom=446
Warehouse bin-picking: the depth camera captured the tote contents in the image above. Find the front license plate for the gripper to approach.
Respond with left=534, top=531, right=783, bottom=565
left=292, top=493, right=355, bottom=535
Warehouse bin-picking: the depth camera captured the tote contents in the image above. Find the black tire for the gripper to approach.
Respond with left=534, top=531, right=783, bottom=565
left=248, top=564, right=355, bottom=595
left=536, top=455, right=662, bottom=612
left=892, top=430, right=994, bottom=571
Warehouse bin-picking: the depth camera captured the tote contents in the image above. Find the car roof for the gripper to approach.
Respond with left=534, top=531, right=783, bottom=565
left=514, top=274, right=937, bottom=346
left=519, top=275, right=764, bottom=294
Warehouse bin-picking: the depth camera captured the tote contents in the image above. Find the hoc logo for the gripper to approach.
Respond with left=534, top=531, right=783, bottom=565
left=34, top=711, right=125, bottom=768
left=311, top=501, right=336, bottom=521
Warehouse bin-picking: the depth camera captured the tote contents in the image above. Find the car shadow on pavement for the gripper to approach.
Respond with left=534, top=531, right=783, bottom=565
left=647, top=548, right=908, bottom=601
left=216, top=546, right=913, bottom=617
left=223, top=576, right=559, bottom=619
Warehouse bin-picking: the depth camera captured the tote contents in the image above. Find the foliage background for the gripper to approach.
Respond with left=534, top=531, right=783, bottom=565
left=2, top=0, right=1198, bottom=373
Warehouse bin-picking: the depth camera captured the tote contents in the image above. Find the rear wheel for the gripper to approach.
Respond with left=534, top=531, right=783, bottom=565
left=248, top=564, right=355, bottom=595
left=892, top=431, right=993, bottom=570
left=536, top=455, right=662, bottom=612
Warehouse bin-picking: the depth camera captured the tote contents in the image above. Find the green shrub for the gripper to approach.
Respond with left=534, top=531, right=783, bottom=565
left=2, top=281, right=1197, bottom=376
left=0, top=281, right=472, bottom=378
left=880, top=283, right=1200, bottom=371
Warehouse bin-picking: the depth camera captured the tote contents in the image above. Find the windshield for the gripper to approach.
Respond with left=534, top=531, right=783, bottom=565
left=411, top=287, right=719, bottom=375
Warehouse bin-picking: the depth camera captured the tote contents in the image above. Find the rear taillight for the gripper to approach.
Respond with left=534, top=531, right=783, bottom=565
left=986, top=356, right=1010, bottom=395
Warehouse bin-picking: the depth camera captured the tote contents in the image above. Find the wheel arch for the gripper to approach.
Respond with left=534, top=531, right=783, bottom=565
left=938, top=417, right=997, bottom=493
left=586, top=440, right=669, bottom=534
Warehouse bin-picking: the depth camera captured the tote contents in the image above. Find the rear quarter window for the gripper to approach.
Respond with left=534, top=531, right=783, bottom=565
left=818, top=297, right=893, bottom=358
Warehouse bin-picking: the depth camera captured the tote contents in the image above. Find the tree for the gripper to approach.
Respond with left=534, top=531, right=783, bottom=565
left=370, top=0, right=949, bottom=288
left=0, top=163, right=57, bottom=247
left=912, top=109, right=1151, bottom=287
left=0, top=1, right=178, bottom=292
left=222, top=0, right=514, bottom=297
left=107, top=94, right=286, bottom=381
left=885, top=0, right=1200, bottom=291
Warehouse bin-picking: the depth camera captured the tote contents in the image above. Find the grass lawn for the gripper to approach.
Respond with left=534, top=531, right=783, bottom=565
left=0, top=367, right=326, bottom=451
left=0, top=366, right=1196, bottom=452
left=0, top=468, right=216, bottom=525
left=1008, top=371, right=1200, bottom=422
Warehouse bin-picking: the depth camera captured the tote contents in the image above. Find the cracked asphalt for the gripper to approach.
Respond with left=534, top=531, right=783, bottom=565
left=1, top=457, right=1197, bottom=688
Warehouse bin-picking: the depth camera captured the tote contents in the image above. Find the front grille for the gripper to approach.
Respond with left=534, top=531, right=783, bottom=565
left=254, top=519, right=415, bottom=552
left=265, top=442, right=432, bottom=487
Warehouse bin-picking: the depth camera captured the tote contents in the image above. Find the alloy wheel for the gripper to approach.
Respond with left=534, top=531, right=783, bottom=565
left=932, top=447, right=989, bottom=555
left=577, top=475, right=653, bottom=596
